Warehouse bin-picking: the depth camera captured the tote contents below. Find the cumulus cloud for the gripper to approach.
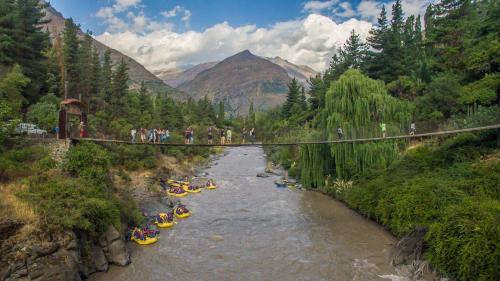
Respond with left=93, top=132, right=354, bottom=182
left=357, top=0, right=432, bottom=23
left=96, top=0, right=174, bottom=33
left=302, top=0, right=339, bottom=13
left=335, top=2, right=356, bottom=18
left=113, top=0, right=141, bottom=12
left=161, top=5, right=191, bottom=26
left=95, top=14, right=373, bottom=72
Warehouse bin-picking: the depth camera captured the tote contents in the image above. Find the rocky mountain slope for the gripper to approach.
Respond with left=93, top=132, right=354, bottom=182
left=154, top=62, right=218, bottom=88
left=266, top=56, right=318, bottom=89
left=158, top=56, right=317, bottom=90
left=178, top=50, right=291, bottom=114
left=42, top=3, right=183, bottom=97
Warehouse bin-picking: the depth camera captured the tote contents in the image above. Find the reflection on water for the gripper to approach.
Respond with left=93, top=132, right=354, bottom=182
left=90, top=147, right=425, bottom=281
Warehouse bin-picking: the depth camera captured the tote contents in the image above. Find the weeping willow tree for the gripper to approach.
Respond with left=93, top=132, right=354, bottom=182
left=324, top=69, right=412, bottom=179
left=299, top=131, right=334, bottom=188
left=299, top=70, right=412, bottom=185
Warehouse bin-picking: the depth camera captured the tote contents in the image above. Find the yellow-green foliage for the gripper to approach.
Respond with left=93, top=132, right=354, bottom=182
left=339, top=132, right=499, bottom=281
left=325, top=70, right=411, bottom=179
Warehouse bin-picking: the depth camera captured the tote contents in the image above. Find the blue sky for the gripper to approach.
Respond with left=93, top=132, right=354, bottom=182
left=47, top=0, right=431, bottom=72
left=49, top=0, right=311, bottom=34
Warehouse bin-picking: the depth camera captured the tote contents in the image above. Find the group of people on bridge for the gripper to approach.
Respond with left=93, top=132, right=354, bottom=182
left=336, top=122, right=416, bottom=140
left=129, top=126, right=257, bottom=145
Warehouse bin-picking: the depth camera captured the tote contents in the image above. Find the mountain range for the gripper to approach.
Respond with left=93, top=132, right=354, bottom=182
left=43, top=3, right=318, bottom=114
left=42, top=3, right=182, bottom=98
left=178, top=50, right=295, bottom=113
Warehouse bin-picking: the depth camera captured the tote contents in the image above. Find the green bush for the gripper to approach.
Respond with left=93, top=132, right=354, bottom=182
left=21, top=177, right=120, bottom=234
left=338, top=133, right=499, bottom=280
left=63, top=143, right=111, bottom=183
left=0, top=146, right=49, bottom=181
left=426, top=198, right=500, bottom=281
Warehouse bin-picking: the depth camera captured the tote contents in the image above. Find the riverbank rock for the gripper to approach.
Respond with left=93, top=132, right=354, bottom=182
left=256, top=173, right=270, bottom=178
left=390, top=227, right=427, bottom=266
left=100, top=226, right=131, bottom=267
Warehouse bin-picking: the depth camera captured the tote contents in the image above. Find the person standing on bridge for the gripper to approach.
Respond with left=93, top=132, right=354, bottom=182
left=220, top=128, right=226, bottom=145
left=250, top=128, right=256, bottom=144
left=410, top=123, right=416, bottom=135
left=190, top=127, right=195, bottom=144
left=242, top=128, right=247, bottom=144
left=165, top=129, right=170, bottom=142
left=79, top=122, right=86, bottom=138
left=131, top=128, right=137, bottom=142
left=208, top=127, right=213, bottom=144
left=140, top=128, right=146, bottom=142
left=184, top=127, right=191, bottom=144
left=226, top=128, right=232, bottom=144
left=380, top=123, right=387, bottom=138
left=337, top=127, right=343, bottom=140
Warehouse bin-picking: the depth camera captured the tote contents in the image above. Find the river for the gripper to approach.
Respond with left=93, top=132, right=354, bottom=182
left=91, top=146, right=432, bottom=281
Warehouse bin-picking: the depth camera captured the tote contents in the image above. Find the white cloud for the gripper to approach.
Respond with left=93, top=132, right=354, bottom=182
left=357, top=0, right=432, bottom=23
left=357, top=1, right=383, bottom=22
left=113, top=0, right=141, bottom=12
left=335, top=2, right=356, bottom=18
left=161, top=5, right=191, bottom=26
left=303, top=0, right=339, bottom=13
left=95, top=14, right=373, bottom=72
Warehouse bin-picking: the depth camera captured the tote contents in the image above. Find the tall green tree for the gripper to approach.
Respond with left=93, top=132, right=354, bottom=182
left=8, top=0, right=49, bottom=103
left=326, top=30, right=367, bottom=81
left=109, top=59, right=129, bottom=118
left=217, top=100, right=225, bottom=125
left=283, top=78, right=301, bottom=118
left=62, top=18, right=80, bottom=99
left=0, top=0, right=15, bottom=65
left=100, top=49, right=112, bottom=104
left=79, top=32, right=93, bottom=107
left=248, top=101, right=255, bottom=128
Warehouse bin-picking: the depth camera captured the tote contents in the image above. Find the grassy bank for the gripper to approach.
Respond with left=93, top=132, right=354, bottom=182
left=0, top=140, right=213, bottom=237
left=317, top=132, right=499, bottom=281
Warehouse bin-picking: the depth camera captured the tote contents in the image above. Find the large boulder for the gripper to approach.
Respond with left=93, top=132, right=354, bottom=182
left=92, top=246, right=109, bottom=272
left=391, top=227, right=427, bottom=266
left=105, top=240, right=130, bottom=266
left=26, top=249, right=81, bottom=281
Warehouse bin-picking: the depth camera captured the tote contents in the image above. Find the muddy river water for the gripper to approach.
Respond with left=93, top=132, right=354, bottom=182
left=91, top=147, right=432, bottom=281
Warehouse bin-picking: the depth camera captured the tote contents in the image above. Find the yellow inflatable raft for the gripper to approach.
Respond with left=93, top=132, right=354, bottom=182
left=206, top=184, right=217, bottom=190
left=131, top=236, right=158, bottom=245
left=155, top=213, right=174, bottom=228
left=167, top=190, right=188, bottom=197
left=184, top=185, right=202, bottom=193
left=174, top=207, right=191, bottom=219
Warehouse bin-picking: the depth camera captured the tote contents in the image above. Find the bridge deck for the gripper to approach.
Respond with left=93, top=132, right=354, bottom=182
left=72, top=124, right=500, bottom=147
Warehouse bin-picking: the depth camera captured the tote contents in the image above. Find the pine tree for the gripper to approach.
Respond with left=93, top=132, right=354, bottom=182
left=381, top=0, right=405, bottom=82
left=248, top=101, right=255, bottom=128
left=366, top=5, right=391, bottom=80
left=217, top=100, right=225, bottom=125
left=299, top=86, right=307, bottom=111
left=109, top=59, right=129, bottom=118
left=283, top=78, right=301, bottom=118
left=100, top=49, right=113, bottom=105
left=0, top=0, right=15, bottom=65
left=89, top=49, right=101, bottom=114
left=326, top=30, right=368, bottom=81
left=307, top=74, right=325, bottom=111
left=10, top=0, right=50, bottom=103
left=79, top=32, right=93, bottom=106
left=62, top=18, right=80, bottom=99
left=138, top=81, right=152, bottom=127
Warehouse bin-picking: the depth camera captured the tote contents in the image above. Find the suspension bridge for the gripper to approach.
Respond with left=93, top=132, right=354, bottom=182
left=73, top=124, right=500, bottom=147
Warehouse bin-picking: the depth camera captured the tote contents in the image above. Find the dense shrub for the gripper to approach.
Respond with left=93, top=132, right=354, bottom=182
left=21, top=177, right=120, bottom=234
left=426, top=198, right=500, bottom=281
left=337, top=132, right=499, bottom=280
left=63, top=143, right=111, bottom=183
left=0, top=145, right=50, bottom=181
